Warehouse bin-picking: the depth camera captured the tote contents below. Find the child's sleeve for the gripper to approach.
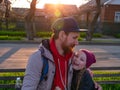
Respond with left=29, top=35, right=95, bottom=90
left=78, top=70, right=95, bottom=90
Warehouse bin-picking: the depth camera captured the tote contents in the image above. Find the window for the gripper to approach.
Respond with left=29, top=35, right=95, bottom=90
left=114, top=12, right=120, bottom=22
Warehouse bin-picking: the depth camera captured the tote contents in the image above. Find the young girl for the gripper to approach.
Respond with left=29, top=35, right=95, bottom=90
left=71, top=49, right=102, bottom=90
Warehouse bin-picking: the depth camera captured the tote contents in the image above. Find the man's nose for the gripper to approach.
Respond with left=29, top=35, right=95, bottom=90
left=75, top=39, right=79, bottom=45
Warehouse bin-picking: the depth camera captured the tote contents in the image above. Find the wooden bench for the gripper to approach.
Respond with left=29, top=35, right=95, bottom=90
left=91, top=67, right=120, bottom=84
left=0, top=67, right=120, bottom=89
left=0, top=69, right=25, bottom=89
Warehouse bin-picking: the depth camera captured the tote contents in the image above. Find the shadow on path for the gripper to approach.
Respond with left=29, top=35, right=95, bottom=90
left=0, top=47, right=20, bottom=63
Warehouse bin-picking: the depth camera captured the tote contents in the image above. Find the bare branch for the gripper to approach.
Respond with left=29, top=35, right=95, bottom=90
left=27, top=0, right=32, bottom=3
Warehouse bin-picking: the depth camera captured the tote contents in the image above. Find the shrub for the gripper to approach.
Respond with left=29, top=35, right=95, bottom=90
left=36, top=32, right=52, bottom=38
left=80, top=32, right=86, bottom=38
left=0, top=36, right=23, bottom=40
left=114, top=33, right=120, bottom=38
left=78, top=37, right=83, bottom=41
left=0, top=31, right=26, bottom=37
left=93, top=33, right=102, bottom=38
left=80, top=32, right=102, bottom=38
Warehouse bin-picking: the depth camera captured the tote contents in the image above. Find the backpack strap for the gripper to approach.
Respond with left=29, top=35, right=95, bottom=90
left=40, top=55, right=48, bottom=82
left=39, top=47, right=49, bottom=82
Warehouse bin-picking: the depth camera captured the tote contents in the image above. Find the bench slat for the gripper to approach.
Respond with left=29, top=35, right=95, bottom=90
left=97, top=81, right=120, bottom=84
left=0, top=84, right=15, bottom=88
left=0, top=69, right=25, bottom=72
left=91, top=67, right=120, bottom=70
left=94, top=73, right=120, bottom=77
left=0, top=76, right=24, bottom=80
left=0, top=67, right=119, bottom=89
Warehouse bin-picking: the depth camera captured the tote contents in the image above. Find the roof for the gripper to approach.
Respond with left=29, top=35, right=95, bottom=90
left=78, top=0, right=116, bottom=14
left=101, top=0, right=109, bottom=4
left=78, top=0, right=97, bottom=14
left=104, top=0, right=120, bottom=5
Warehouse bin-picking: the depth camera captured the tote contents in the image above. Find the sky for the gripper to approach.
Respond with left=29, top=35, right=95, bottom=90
left=11, top=0, right=89, bottom=8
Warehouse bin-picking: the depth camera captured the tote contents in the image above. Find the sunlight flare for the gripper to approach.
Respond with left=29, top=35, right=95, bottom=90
left=11, top=0, right=89, bottom=8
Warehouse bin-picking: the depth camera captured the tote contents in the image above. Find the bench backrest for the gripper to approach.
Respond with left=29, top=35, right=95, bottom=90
left=0, top=67, right=120, bottom=89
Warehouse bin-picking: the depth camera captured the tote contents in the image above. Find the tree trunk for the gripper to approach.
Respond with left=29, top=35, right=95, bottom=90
left=86, top=0, right=101, bottom=41
left=25, top=0, right=36, bottom=40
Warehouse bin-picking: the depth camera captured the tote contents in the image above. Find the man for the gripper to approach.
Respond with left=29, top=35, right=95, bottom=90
left=22, top=17, right=102, bottom=90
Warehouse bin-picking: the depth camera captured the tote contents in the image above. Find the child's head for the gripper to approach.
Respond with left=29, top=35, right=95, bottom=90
left=72, top=49, right=96, bottom=70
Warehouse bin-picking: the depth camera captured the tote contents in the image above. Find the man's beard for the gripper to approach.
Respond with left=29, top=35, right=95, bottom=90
left=62, top=43, right=75, bottom=55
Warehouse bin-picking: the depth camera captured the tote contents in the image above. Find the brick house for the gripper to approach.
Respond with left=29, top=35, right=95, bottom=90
left=78, top=0, right=120, bottom=34
left=78, top=0, right=120, bottom=23
left=101, top=0, right=120, bottom=23
left=100, top=0, right=120, bottom=35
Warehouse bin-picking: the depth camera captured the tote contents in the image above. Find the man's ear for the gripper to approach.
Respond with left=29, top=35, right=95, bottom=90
left=59, top=31, right=66, bottom=40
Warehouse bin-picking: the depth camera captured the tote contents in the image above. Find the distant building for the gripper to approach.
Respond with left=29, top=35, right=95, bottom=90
left=78, top=0, right=120, bottom=35
left=78, top=0, right=120, bottom=23
left=44, top=4, right=78, bottom=18
left=10, top=4, right=78, bottom=31
left=101, top=0, right=120, bottom=23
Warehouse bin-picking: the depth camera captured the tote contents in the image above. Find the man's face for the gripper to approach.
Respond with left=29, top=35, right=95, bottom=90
left=62, top=32, right=80, bottom=54
left=72, top=51, right=87, bottom=70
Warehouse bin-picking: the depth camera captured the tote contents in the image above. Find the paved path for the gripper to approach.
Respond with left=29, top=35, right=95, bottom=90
left=0, top=43, right=120, bottom=69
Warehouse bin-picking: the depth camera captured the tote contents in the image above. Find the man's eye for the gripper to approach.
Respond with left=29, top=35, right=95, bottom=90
left=73, top=36, right=78, bottom=40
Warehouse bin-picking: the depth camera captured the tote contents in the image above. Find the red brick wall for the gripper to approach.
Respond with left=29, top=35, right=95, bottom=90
left=101, top=5, right=120, bottom=22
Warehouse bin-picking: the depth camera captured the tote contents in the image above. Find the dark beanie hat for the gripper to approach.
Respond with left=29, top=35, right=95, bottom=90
left=81, top=49, right=96, bottom=68
left=51, top=17, right=81, bottom=32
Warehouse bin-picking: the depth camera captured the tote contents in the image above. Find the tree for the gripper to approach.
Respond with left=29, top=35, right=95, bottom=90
left=5, top=0, right=11, bottom=30
left=86, top=0, right=101, bottom=41
left=0, top=0, right=5, bottom=30
left=78, top=0, right=101, bottom=41
left=0, top=0, right=12, bottom=30
left=24, top=0, right=37, bottom=40
left=25, top=0, right=40, bottom=40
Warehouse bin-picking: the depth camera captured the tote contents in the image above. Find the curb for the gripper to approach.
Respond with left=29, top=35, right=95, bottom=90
left=78, top=41, right=120, bottom=46
left=0, top=40, right=120, bottom=45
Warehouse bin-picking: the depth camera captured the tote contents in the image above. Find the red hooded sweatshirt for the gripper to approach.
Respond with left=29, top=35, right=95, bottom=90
left=50, top=38, right=72, bottom=90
